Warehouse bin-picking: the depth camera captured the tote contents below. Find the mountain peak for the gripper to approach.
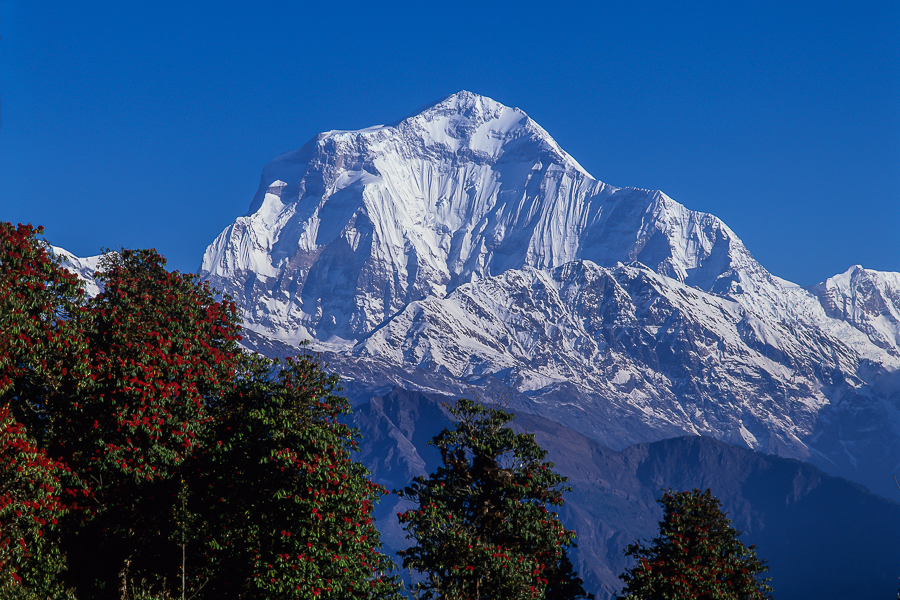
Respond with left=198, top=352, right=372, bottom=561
left=810, top=264, right=900, bottom=353
left=205, top=92, right=770, bottom=346
left=413, top=90, right=508, bottom=116
left=189, top=92, right=900, bottom=503
left=391, top=90, right=591, bottom=176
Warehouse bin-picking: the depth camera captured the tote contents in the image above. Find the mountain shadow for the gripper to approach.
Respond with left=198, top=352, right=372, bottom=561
left=350, top=388, right=900, bottom=600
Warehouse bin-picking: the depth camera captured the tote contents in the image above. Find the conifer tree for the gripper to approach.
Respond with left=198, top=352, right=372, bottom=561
left=616, top=488, right=772, bottom=600
left=397, top=399, right=591, bottom=600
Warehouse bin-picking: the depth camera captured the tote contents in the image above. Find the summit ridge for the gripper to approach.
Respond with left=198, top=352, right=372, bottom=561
left=202, top=92, right=761, bottom=344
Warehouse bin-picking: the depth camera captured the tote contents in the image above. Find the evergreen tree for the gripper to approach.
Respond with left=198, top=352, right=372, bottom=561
left=616, top=488, right=772, bottom=600
left=397, top=399, right=591, bottom=600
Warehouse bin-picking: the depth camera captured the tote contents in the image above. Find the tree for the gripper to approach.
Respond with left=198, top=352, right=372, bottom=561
left=396, top=399, right=591, bottom=600
left=184, top=351, right=403, bottom=599
left=0, top=405, right=75, bottom=599
left=49, top=249, right=400, bottom=598
left=545, top=549, right=593, bottom=600
left=0, top=223, right=86, bottom=596
left=50, top=248, right=245, bottom=596
left=0, top=227, right=402, bottom=597
left=58, top=248, right=243, bottom=481
left=0, top=223, right=88, bottom=437
left=616, top=488, right=772, bottom=600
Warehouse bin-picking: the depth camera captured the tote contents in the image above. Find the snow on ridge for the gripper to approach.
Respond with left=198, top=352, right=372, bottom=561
left=400, top=91, right=592, bottom=177
left=51, top=89, right=900, bottom=499
left=808, top=264, right=900, bottom=353
left=196, top=92, right=900, bottom=497
left=342, top=259, right=845, bottom=453
left=200, top=91, right=790, bottom=348
left=51, top=246, right=104, bottom=297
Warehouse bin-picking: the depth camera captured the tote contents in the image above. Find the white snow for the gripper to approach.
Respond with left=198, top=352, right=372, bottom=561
left=191, top=90, right=900, bottom=492
left=52, top=246, right=104, bottom=297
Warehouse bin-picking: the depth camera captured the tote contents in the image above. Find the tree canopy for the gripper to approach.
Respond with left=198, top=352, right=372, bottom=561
left=184, top=352, right=402, bottom=598
left=397, top=398, right=591, bottom=600
left=616, top=488, right=772, bottom=600
left=0, top=222, right=401, bottom=599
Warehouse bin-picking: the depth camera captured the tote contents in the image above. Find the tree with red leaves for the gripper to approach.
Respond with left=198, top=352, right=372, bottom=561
left=0, top=222, right=87, bottom=596
left=0, top=222, right=88, bottom=436
left=66, top=247, right=243, bottom=482
left=616, top=488, right=772, bottom=600
left=51, top=248, right=246, bottom=596
left=1, top=223, right=401, bottom=598
left=0, top=405, right=75, bottom=599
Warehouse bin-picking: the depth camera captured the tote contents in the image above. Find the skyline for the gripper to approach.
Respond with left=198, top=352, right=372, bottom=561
left=1, top=1, right=898, bottom=286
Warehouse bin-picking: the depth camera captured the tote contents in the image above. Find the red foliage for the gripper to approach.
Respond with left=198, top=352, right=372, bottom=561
left=0, top=223, right=87, bottom=423
left=0, top=225, right=399, bottom=597
left=0, top=404, right=74, bottom=597
left=55, top=249, right=242, bottom=488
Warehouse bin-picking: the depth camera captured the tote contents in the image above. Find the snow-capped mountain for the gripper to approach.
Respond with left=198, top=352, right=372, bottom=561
left=201, top=91, right=760, bottom=346
left=196, top=91, right=897, bottom=498
left=52, top=246, right=104, bottom=297
left=810, top=265, right=900, bottom=355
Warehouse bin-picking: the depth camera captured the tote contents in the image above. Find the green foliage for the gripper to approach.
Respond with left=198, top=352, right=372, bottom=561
left=185, top=351, right=402, bottom=599
left=0, top=406, right=75, bottom=599
left=397, top=399, right=591, bottom=600
left=59, top=248, right=243, bottom=484
left=52, top=248, right=245, bottom=596
left=0, top=223, right=401, bottom=598
left=0, top=222, right=84, bottom=597
left=0, top=223, right=88, bottom=431
left=616, top=488, right=772, bottom=600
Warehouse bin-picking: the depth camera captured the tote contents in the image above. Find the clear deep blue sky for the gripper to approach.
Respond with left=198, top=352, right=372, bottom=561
left=1, top=1, right=898, bottom=285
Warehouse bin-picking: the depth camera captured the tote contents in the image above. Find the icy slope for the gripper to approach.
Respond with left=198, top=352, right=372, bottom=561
left=194, top=91, right=900, bottom=497
left=201, top=91, right=758, bottom=347
left=310, top=259, right=897, bottom=488
left=52, top=247, right=103, bottom=297
left=809, top=266, right=900, bottom=355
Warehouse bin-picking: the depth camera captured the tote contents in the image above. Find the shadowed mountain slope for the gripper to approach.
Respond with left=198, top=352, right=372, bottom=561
left=349, top=388, right=900, bottom=600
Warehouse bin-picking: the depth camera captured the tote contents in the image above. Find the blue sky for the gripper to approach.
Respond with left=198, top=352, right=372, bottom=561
left=1, top=0, right=898, bottom=285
